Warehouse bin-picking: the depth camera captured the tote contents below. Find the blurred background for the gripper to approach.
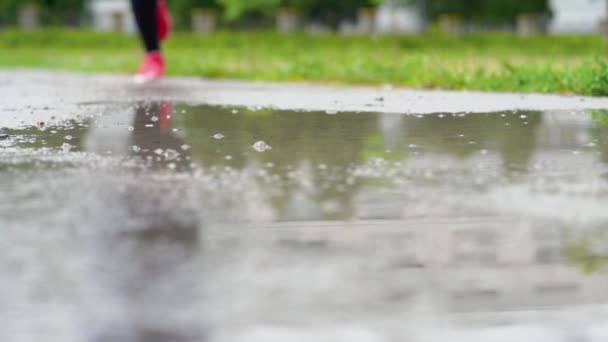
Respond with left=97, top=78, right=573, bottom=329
left=1, top=0, right=608, bottom=96
left=0, top=0, right=604, bottom=36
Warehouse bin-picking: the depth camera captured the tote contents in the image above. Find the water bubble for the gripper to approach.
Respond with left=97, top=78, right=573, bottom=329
left=164, top=149, right=179, bottom=161
left=252, top=141, right=272, bottom=152
left=213, top=133, right=225, bottom=140
left=520, top=115, right=528, bottom=119
left=64, top=135, right=73, bottom=141
left=127, top=126, right=135, bottom=132
left=154, top=148, right=164, bottom=155
left=150, top=116, right=159, bottom=122
left=50, top=130, right=58, bottom=134
left=181, top=144, right=190, bottom=151
left=132, top=145, right=141, bottom=153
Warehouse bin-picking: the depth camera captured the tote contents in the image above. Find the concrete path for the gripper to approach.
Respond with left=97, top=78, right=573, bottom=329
left=2, top=69, right=608, bottom=128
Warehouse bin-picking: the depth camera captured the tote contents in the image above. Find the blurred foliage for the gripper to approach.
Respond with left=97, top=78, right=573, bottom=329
left=0, top=0, right=86, bottom=25
left=173, top=0, right=382, bottom=23
left=2, top=29, right=608, bottom=96
left=0, top=0, right=552, bottom=28
left=425, top=0, right=551, bottom=22
left=168, top=0, right=221, bottom=29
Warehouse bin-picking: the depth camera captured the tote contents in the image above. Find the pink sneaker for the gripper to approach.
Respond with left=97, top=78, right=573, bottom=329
left=134, top=52, right=165, bottom=84
left=157, top=0, right=172, bottom=42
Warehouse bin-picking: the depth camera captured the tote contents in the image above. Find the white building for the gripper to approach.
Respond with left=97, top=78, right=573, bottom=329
left=89, top=0, right=136, bottom=34
left=549, top=0, right=607, bottom=33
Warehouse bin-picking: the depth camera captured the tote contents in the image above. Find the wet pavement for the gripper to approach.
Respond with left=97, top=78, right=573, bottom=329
left=2, top=95, right=608, bottom=342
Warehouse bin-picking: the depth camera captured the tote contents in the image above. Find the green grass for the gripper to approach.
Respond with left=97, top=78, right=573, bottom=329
left=2, top=28, right=608, bottom=95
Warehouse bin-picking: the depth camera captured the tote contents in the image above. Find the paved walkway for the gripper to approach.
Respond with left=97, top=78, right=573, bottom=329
left=2, top=69, right=608, bottom=128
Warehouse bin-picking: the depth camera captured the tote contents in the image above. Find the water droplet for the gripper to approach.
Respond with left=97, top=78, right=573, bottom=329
left=252, top=141, right=272, bottom=152
left=132, top=145, right=141, bottom=153
left=181, top=144, right=190, bottom=151
left=213, top=133, right=225, bottom=140
left=172, top=128, right=181, bottom=132
left=145, top=124, right=154, bottom=128
left=225, top=155, right=233, bottom=160
left=520, top=115, right=528, bottom=119
left=61, top=143, right=72, bottom=153
left=164, top=149, right=179, bottom=161
left=150, top=116, right=159, bottom=122
left=231, top=109, right=239, bottom=114
left=408, top=144, right=417, bottom=148
left=50, top=130, right=58, bottom=134
left=127, top=126, right=135, bottom=132
left=64, top=135, right=73, bottom=141
left=154, top=148, right=164, bottom=155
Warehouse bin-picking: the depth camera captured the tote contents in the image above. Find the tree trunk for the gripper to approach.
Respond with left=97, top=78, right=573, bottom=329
left=357, top=8, right=377, bottom=34
left=18, top=3, right=41, bottom=30
left=516, top=14, right=542, bottom=36
left=438, top=14, right=464, bottom=35
left=276, top=8, right=301, bottom=33
left=192, top=9, right=217, bottom=34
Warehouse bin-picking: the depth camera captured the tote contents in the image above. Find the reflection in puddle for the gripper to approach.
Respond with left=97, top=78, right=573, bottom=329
left=1, top=104, right=608, bottom=341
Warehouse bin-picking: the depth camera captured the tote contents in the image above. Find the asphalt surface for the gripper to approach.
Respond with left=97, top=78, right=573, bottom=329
left=3, top=69, right=608, bottom=129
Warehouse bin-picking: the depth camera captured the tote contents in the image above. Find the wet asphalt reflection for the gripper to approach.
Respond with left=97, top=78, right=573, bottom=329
left=1, top=103, right=608, bottom=341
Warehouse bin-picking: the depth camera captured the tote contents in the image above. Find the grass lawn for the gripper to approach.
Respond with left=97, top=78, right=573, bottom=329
left=2, top=29, right=608, bottom=95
